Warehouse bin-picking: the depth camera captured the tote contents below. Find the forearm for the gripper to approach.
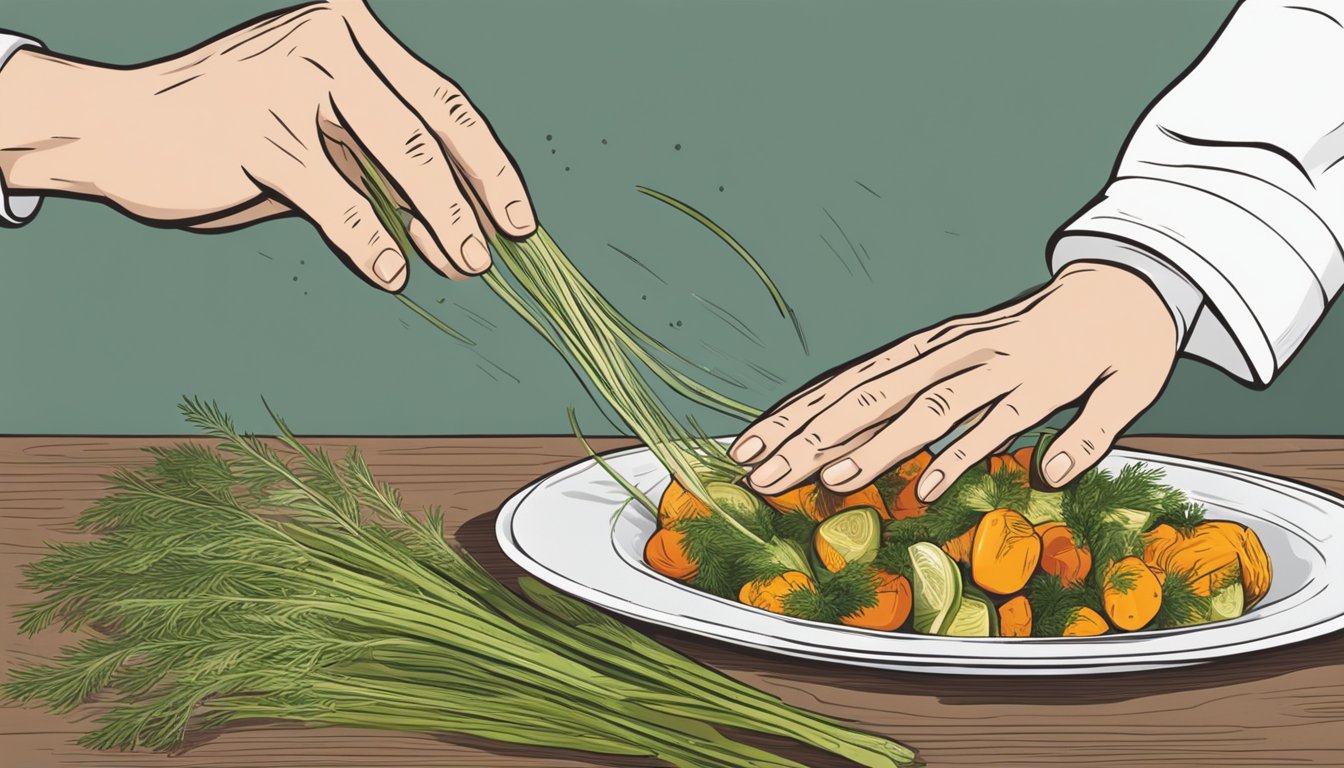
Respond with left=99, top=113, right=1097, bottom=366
left=0, top=48, right=119, bottom=198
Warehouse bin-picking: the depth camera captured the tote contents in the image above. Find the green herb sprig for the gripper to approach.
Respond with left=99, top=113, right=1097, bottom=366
left=4, top=400, right=915, bottom=768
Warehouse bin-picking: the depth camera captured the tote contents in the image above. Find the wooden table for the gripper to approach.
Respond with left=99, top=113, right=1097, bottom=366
left=4, top=435, right=1343, bottom=767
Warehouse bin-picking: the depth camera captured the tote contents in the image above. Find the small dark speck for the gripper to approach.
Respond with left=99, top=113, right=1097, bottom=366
left=718, top=186, right=725, bottom=192
left=436, top=297, right=446, bottom=304
left=550, top=149, right=556, bottom=154
left=545, top=134, right=553, bottom=141
left=642, top=295, right=647, bottom=300
left=565, top=166, right=571, bottom=171
left=675, top=320, right=683, bottom=327
left=944, top=230, right=961, bottom=236
left=292, top=276, right=299, bottom=282
left=303, top=291, right=308, bottom=295
left=674, top=143, right=682, bottom=151
left=299, top=259, right=305, bottom=265
left=601, top=138, right=608, bottom=145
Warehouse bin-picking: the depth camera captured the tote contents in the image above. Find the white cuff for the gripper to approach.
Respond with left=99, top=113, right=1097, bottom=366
left=0, top=32, right=45, bottom=227
left=1050, top=234, right=1205, bottom=349
left=1050, top=177, right=1329, bottom=387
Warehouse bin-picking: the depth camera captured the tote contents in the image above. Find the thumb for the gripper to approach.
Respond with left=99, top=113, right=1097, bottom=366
left=1036, top=376, right=1158, bottom=488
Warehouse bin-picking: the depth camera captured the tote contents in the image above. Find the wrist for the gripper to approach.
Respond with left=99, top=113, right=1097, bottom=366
left=1055, top=261, right=1180, bottom=351
left=0, top=49, right=120, bottom=197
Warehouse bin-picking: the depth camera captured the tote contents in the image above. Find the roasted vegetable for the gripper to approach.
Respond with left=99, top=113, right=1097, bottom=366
left=1103, top=556, right=1163, bottom=631
left=841, top=571, right=913, bottom=631
left=971, top=508, right=1041, bottom=595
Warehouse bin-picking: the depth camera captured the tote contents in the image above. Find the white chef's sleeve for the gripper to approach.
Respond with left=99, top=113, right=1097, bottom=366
left=1049, top=0, right=1344, bottom=387
left=0, top=31, right=44, bottom=227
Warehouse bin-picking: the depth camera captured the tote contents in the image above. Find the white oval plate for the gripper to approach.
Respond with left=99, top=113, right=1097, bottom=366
left=496, top=444, right=1343, bottom=675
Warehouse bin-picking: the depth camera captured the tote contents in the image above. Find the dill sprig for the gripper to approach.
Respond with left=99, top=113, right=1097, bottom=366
left=1149, top=498, right=1208, bottom=535
left=1060, top=465, right=1163, bottom=572
left=771, top=510, right=820, bottom=551
left=782, top=564, right=881, bottom=624
left=4, top=400, right=916, bottom=768
left=877, top=463, right=1021, bottom=548
left=1026, top=574, right=1086, bottom=637
left=872, top=539, right=914, bottom=582
left=1146, top=568, right=1208, bottom=630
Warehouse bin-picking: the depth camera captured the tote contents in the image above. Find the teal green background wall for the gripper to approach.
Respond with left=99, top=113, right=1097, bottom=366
left=4, top=0, right=1331, bottom=437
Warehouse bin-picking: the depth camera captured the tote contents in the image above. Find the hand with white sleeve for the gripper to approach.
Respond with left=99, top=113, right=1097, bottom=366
left=736, top=0, right=1344, bottom=500
left=0, top=1, right=536, bottom=291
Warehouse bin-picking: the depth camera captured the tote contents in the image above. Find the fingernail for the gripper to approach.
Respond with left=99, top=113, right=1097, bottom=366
left=821, top=458, right=860, bottom=487
left=749, top=455, right=790, bottom=488
left=732, top=435, right=765, bottom=463
left=372, top=248, right=406, bottom=283
left=916, top=469, right=945, bottom=502
left=1044, top=452, right=1074, bottom=486
left=461, top=236, right=491, bottom=273
left=505, top=200, right=535, bottom=232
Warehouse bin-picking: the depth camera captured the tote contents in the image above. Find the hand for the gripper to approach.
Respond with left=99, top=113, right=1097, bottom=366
left=731, top=261, right=1180, bottom=501
left=0, top=0, right=535, bottom=291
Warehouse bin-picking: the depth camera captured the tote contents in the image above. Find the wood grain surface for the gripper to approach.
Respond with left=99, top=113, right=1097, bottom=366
left=3, top=435, right=1343, bottom=767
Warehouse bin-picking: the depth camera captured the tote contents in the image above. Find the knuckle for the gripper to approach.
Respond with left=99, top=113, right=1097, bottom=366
left=402, top=128, right=439, bottom=167
left=919, top=389, right=953, bottom=418
left=340, top=203, right=367, bottom=233
left=848, top=387, right=887, bottom=410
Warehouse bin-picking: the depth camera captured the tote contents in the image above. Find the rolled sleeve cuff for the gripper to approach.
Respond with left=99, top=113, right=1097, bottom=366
left=1049, top=177, right=1329, bottom=387
left=0, top=32, right=45, bottom=227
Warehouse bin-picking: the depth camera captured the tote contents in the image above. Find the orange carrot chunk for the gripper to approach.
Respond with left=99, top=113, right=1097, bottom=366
left=1063, top=606, right=1110, bottom=636
left=656, top=478, right=710, bottom=524
left=841, top=571, right=913, bottom=631
left=738, top=571, right=816, bottom=615
left=941, top=523, right=978, bottom=566
left=765, top=483, right=888, bottom=522
left=971, top=508, right=1041, bottom=595
left=645, top=527, right=697, bottom=581
left=1036, top=521, right=1092, bottom=588
left=1103, top=556, right=1163, bottom=631
left=886, top=450, right=934, bottom=519
left=998, top=595, right=1033, bottom=637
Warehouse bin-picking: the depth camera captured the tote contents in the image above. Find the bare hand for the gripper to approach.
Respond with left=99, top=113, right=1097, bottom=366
left=731, top=262, right=1180, bottom=501
left=0, top=1, right=535, bottom=290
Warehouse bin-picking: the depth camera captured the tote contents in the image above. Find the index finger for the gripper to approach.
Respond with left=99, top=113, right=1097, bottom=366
left=348, top=6, right=536, bottom=238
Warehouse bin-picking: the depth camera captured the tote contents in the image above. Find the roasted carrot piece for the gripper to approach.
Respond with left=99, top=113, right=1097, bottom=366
left=998, top=595, right=1033, bottom=637
left=656, top=478, right=711, bottom=525
left=765, top=483, right=887, bottom=521
left=941, top=523, right=978, bottom=565
left=1103, top=556, right=1163, bottom=631
left=1063, top=606, right=1110, bottom=636
left=841, top=570, right=912, bottom=631
left=971, top=508, right=1041, bottom=595
left=875, top=450, right=933, bottom=519
left=1142, top=523, right=1240, bottom=597
left=645, top=527, right=697, bottom=581
left=1036, top=521, right=1092, bottom=588
left=1011, top=446, right=1035, bottom=473
left=1199, top=521, right=1272, bottom=608
left=739, top=571, right=816, bottom=614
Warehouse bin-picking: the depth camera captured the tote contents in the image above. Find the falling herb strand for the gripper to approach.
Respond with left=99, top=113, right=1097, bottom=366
left=570, top=408, right=659, bottom=516
left=636, top=185, right=808, bottom=352
left=395, top=295, right=474, bottom=346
